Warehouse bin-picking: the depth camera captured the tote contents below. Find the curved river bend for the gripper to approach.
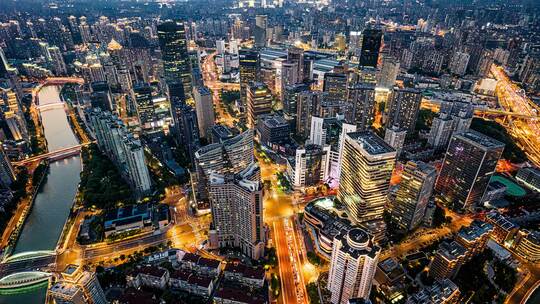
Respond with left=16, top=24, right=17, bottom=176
left=0, top=85, right=82, bottom=303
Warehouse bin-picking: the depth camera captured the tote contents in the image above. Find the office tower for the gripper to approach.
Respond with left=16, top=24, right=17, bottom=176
left=283, top=83, right=310, bottom=132
left=174, top=103, right=200, bottom=164
left=0, top=147, right=15, bottom=189
left=157, top=21, right=192, bottom=102
left=256, top=114, right=289, bottom=147
left=427, top=112, right=454, bottom=151
left=289, top=144, right=331, bottom=189
left=514, top=230, right=540, bottom=263
left=377, top=56, right=399, bottom=89
left=435, top=130, right=504, bottom=211
left=47, top=46, right=67, bottom=76
left=386, top=88, right=422, bottom=134
left=195, top=130, right=254, bottom=202
left=193, top=86, right=215, bottom=139
left=49, top=265, right=107, bottom=304
left=254, top=15, right=267, bottom=48
left=280, top=61, right=300, bottom=94
left=133, top=85, right=156, bottom=129
left=338, top=131, right=396, bottom=227
left=287, top=47, right=305, bottom=82
left=89, top=109, right=152, bottom=196
left=428, top=241, right=467, bottom=280
left=324, top=72, right=348, bottom=102
left=345, top=83, right=376, bottom=131
left=449, top=51, right=470, bottom=76
left=296, top=90, right=322, bottom=138
left=247, top=82, right=272, bottom=128
left=359, top=29, right=382, bottom=68
left=327, top=228, right=381, bottom=304
left=456, top=220, right=494, bottom=262
left=390, top=161, right=437, bottom=231
left=239, top=49, right=260, bottom=111
left=208, top=163, right=264, bottom=260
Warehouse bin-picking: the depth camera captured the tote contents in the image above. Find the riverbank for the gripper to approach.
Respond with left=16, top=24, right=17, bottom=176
left=0, top=161, right=49, bottom=259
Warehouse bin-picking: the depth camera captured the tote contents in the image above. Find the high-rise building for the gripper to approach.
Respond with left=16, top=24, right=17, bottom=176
left=449, top=51, right=470, bottom=76
left=0, top=146, right=15, bottom=189
left=390, top=161, right=437, bottom=231
left=192, top=86, right=215, bottom=139
left=256, top=113, right=290, bottom=147
left=384, top=125, right=407, bottom=156
left=89, top=109, right=152, bottom=196
left=157, top=21, right=192, bottom=102
left=239, top=49, right=260, bottom=111
left=327, top=228, right=381, bottom=304
left=427, top=112, right=454, bottom=151
left=133, top=85, right=156, bottom=129
left=0, top=47, right=13, bottom=78
left=208, top=163, right=264, bottom=260
left=338, top=131, right=396, bottom=233
left=49, top=265, right=107, bottom=304
left=288, top=144, right=331, bottom=189
left=254, top=15, right=267, bottom=48
left=247, top=82, right=272, bottom=128
left=386, top=88, right=422, bottom=134
left=296, top=90, right=323, bottom=138
left=174, top=102, right=200, bottom=164
left=428, top=241, right=467, bottom=280
left=435, top=130, right=504, bottom=211
left=195, top=130, right=254, bottom=201
left=359, top=29, right=382, bottom=68
left=287, top=47, right=305, bottom=82
left=47, top=46, right=67, bottom=76
left=376, top=56, right=399, bottom=89
left=345, top=83, right=376, bottom=131
left=323, top=72, right=348, bottom=102
left=406, top=279, right=461, bottom=304
left=283, top=83, right=310, bottom=132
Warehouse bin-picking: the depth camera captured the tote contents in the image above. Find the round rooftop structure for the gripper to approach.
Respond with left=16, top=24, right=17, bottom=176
left=346, top=228, right=370, bottom=250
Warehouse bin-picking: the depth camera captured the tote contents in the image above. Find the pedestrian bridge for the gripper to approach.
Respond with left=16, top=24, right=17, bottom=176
left=3, top=250, right=56, bottom=264
left=0, top=271, right=51, bottom=291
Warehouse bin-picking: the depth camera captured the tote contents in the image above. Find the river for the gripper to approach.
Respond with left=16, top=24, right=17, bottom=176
left=0, top=85, right=82, bottom=303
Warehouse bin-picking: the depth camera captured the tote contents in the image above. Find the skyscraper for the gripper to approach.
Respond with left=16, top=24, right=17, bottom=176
left=345, top=83, right=376, bottom=131
left=157, top=21, right=192, bottom=102
left=247, top=82, right=272, bottom=128
left=208, top=163, right=265, bottom=260
left=254, top=15, right=267, bottom=48
left=174, top=102, right=200, bottom=165
left=359, top=29, right=382, bottom=68
left=192, top=86, right=215, bottom=139
left=323, top=72, right=348, bottom=102
left=376, top=56, right=399, bottom=89
left=283, top=83, right=310, bottom=132
left=338, top=131, right=396, bottom=229
left=239, top=49, right=260, bottom=111
left=327, top=228, right=381, bottom=304
left=435, top=130, right=505, bottom=211
left=386, top=88, right=422, bottom=134
left=133, top=84, right=156, bottom=130
left=390, top=161, right=437, bottom=231
left=287, top=47, right=305, bottom=82
left=428, top=241, right=467, bottom=280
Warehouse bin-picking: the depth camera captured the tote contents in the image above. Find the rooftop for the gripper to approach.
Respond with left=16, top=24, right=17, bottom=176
left=347, top=131, right=396, bottom=155
left=455, top=129, right=505, bottom=150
